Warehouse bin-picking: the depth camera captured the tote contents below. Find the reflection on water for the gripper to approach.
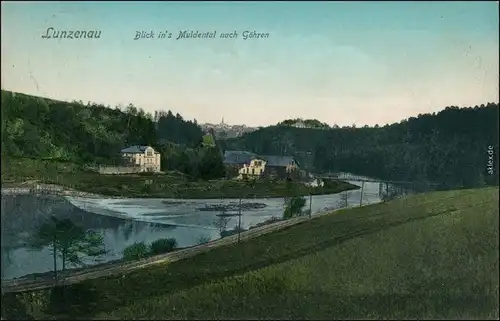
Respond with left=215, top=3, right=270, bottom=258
left=1, top=174, right=400, bottom=280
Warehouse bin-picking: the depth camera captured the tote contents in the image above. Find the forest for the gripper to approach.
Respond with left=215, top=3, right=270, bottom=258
left=2, top=89, right=498, bottom=189
left=223, top=103, right=499, bottom=189
left=0, top=90, right=224, bottom=180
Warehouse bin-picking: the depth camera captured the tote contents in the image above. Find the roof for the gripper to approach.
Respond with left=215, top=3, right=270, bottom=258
left=121, top=145, right=158, bottom=154
left=260, top=155, right=297, bottom=167
left=223, top=150, right=258, bottom=164
left=223, top=150, right=298, bottom=167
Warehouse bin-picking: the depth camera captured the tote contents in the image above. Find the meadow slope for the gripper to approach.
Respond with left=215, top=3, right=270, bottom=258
left=5, top=187, right=499, bottom=320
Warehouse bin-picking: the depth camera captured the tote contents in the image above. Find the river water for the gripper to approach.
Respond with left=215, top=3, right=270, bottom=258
left=1, top=174, right=400, bottom=280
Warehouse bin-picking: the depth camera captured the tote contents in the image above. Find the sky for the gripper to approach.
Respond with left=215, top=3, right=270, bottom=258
left=1, top=1, right=499, bottom=127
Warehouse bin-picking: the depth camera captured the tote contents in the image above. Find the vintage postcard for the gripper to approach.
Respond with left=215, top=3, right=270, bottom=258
left=1, top=1, right=498, bottom=319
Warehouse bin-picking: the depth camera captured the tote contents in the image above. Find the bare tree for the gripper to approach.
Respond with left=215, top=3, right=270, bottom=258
left=336, top=191, right=352, bottom=209
left=197, top=235, right=211, bottom=244
left=213, top=214, right=231, bottom=237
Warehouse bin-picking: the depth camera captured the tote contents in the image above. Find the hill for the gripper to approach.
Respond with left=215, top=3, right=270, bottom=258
left=0, top=90, right=225, bottom=180
left=278, top=118, right=331, bottom=129
left=4, top=187, right=498, bottom=319
left=223, top=103, right=499, bottom=188
left=0, top=90, right=358, bottom=198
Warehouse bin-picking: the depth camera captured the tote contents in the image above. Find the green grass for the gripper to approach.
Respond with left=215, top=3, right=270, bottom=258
left=1, top=157, right=357, bottom=198
left=7, top=187, right=498, bottom=319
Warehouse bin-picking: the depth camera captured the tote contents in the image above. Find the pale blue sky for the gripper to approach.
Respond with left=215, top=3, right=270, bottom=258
left=1, top=1, right=498, bottom=126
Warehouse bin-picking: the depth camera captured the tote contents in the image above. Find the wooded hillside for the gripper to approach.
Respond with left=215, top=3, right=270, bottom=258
left=2, top=90, right=497, bottom=188
left=223, top=103, right=499, bottom=188
left=1, top=90, right=224, bottom=180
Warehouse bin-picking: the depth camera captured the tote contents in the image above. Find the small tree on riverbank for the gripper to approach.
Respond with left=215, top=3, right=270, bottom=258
left=150, top=238, right=177, bottom=255
left=197, top=235, right=211, bottom=244
left=122, top=242, right=149, bottom=261
left=283, top=196, right=307, bottom=219
left=27, top=216, right=106, bottom=277
left=122, top=238, right=179, bottom=261
left=213, top=215, right=231, bottom=237
left=336, top=191, right=352, bottom=209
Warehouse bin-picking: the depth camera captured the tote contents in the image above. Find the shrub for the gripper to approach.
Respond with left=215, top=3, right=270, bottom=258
left=1, top=293, right=34, bottom=320
left=221, top=227, right=246, bottom=238
left=150, top=238, right=177, bottom=255
left=283, top=196, right=307, bottom=219
left=197, top=235, right=211, bottom=244
left=122, top=242, right=150, bottom=261
left=45, top=283, right=100, bottom=318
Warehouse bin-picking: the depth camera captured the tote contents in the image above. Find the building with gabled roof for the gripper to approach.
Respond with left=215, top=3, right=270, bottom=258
left=121, top=145, right=161, bottom=173
left=223, top=150, right=299, bottom=179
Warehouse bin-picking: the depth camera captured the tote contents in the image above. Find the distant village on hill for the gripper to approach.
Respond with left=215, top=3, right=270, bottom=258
left=199, top=119, right=261, bottom=139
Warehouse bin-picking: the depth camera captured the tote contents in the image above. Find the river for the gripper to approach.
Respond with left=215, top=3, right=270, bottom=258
left=0, top=173, right=403, bottom=280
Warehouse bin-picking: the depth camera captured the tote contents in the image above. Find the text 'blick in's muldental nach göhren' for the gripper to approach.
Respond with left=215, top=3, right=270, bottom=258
left=134, top=30, right=270, bottom=40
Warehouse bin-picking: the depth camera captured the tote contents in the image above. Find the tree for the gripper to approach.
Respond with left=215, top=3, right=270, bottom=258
left=283, top=195, right=307, bottom=219
left=27, top=216, right=106, bottom=277
left=213, top=214, right=231, bottom=237
left=197, top=147, right=225, bottom=180
left=150, top=238, right=177, bottom=255
left=336, top=191, right=351, bottom=209
left=381, top=186, right=404, bottom=202
left=219, top=130, right=228, bottom=140
left=202, top=133, right=216, bottom=148
left=122, top=242, right=149, bottom=261
left=197, top=235, right=211, bottom=244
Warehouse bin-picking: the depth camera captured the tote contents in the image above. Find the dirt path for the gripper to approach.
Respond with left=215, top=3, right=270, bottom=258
left=1, top=210, right=336, bottom=294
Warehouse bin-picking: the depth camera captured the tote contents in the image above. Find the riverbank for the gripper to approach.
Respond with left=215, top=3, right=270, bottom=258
left=1, top=158, right=359, bottom=199
left=3, top=187, right=498, bottom=319
left=1, top=214, right=277, bottom=284
left=1, top=204, right=337, bottom=292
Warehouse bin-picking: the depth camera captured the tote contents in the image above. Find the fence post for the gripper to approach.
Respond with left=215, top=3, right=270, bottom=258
left=309, top=193, right=312, bottom=219
left=52, top=231, right=58, bottom=282
left=359, top=181, right=364, bottom=207
left=238, top=198, right=242, bottom=243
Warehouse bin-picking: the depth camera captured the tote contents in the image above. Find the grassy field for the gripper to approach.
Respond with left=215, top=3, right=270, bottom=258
left=0, top=157, right=357, bottom=198
left=4, top=187, right=498, bottom=319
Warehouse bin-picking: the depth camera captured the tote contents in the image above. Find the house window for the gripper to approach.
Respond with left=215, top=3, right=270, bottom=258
left=147, top=150, right=153, bottom=157
left=252, top=168, right=255, bottom=175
